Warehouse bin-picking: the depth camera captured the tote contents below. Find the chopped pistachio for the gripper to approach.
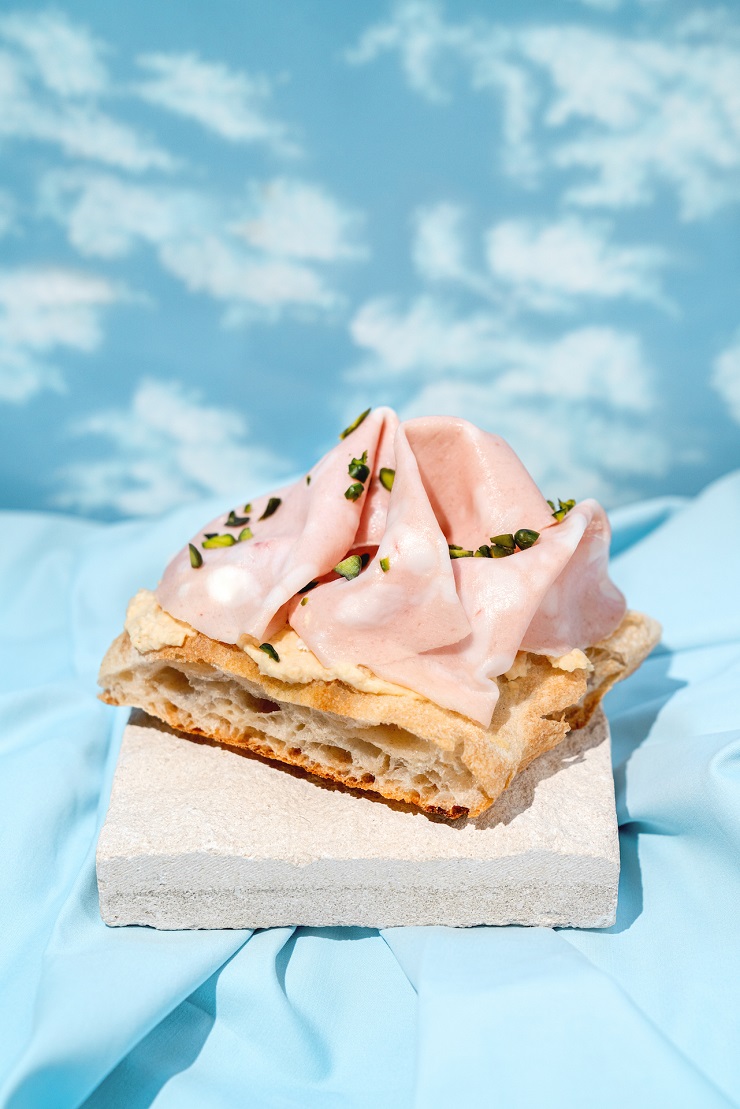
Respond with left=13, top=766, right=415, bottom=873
left=449, top=545, right=474, bottom=558
left=490, top=543, right=514, bottom=557
left=380, top=556, right=390, bottom=572
left=344, top=482, right=364, bottom=501
left=490, top=533, right=515, bottom=550
left=226, top=510, right=250, bottom=527
left=259, top=497, right=281, bottom=520
left=298, top=580, right=318, bottom=593
left=514, top=528, right=539, bottom=549
left=202, top=533, right=237, bottom=548
left=339, top=408, right=371, bottom=440
left=237, top=526, right=253, bottom=542
left=243, top=503, right=252, bottom=514
left=360, top=552, right=370, bottom=568
left=305, top=475, right=311, bottom=486
left=348, top=450, right=370, bottom=483
left=379, top=467, right=395, bottom=491
left=300, top=596, right=308, bottom=606
left=475, top=545, right=492, bottom=557
left=334, top=554, right=363, bottom=580
left=551, top=497, right=576, bottom=522
left=259, top=643, right=280, bottom=663
left=189, top=543, right=203, bottom=568
left=203, top=532, right=218, bottom=539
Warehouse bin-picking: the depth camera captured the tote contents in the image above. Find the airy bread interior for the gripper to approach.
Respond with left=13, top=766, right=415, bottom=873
left=99, top=610, right=660, bottom=820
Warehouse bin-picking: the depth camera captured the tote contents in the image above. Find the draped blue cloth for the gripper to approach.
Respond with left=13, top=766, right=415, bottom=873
left=1, top=475, right=739, bottom=1108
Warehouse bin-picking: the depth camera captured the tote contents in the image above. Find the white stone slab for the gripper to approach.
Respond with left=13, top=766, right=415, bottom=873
left=97, top=708, right=619, bottom=929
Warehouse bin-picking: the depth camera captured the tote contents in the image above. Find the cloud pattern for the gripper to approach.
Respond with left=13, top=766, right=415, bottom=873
left=0, top=2, right=738, bottom=517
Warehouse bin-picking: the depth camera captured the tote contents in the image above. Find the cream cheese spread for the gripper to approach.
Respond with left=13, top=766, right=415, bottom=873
left=125, top=589, right=195, bottom=653
left=127, top=590, right=592, bottom=703
left=240, top=627, right=421, bottom=697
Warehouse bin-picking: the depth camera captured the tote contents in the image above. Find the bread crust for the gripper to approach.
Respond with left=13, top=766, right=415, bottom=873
left=99, top=610, right=660, bottom=819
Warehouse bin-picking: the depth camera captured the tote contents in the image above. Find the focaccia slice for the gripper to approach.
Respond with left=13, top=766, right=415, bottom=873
left=98, top=609, right=659, bottom=820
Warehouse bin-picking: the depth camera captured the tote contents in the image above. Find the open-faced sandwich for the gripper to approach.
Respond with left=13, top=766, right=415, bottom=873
left=99, top=407, right=660, bottom=820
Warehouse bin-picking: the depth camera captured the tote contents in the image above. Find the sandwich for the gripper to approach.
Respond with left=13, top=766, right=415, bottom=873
left=99, top=407, right=660, bottom=820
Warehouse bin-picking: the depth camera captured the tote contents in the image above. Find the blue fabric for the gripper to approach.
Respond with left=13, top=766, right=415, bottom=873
left=1, top=476, right=739, bottom=1108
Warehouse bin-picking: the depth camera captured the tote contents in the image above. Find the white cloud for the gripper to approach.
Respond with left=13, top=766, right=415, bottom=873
left=232, top=179, right=365, bottom=261
left=55, top=379, right=289, bottom=516
left=0, top=9, right=107, bottom=96
left=351, top=295, right=502, bottom=374
left=0, top=25, right=173, bottom=172
left=568, top=0, right=621, bottom=11
left=349, top=2, right=740, bottom=219
left=711, top=337, right=740, bottom=425
left=0, top=347, right=63, bottom=404
left=42, top=171, right=364, bottom=318
left=485, top=216, right=669, bottom=310
left=135, top=52, right=299, bottom=155
left=399, top=378, right=671, bottom=506
left=0, top=266, right=122, bottom=402
left=350, top=293, right=654, bottom=411
left=346, top=291, right=668, bottom=503
left=411, top=202, right=500, bottom=300
left=0, top=190, right=14, bottom=238
left=160, top=236, right=335, bottom=310
left=413, top=203, right=466, bottom=281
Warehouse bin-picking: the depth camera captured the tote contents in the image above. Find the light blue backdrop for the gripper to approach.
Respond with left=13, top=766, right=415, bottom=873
left=0, top=0, right=738, bottom=520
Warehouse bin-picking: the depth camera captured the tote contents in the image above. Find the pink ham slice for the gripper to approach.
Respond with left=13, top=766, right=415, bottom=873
left=290, top=422, right=473, bottom=666
left=156, top=410, right=626, bottom=726
left=157, top=407, right=393, bottom=642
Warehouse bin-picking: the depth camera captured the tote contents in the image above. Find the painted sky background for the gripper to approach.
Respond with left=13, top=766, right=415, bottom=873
left=0, top=0, right=738, bottom=520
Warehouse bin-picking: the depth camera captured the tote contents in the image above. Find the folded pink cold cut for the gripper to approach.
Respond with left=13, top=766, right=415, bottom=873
left=157, top=408, right=626, bottom=726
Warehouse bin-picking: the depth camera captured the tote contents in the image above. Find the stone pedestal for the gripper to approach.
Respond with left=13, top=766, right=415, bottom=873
left=97, top=708, right=619, bottom=929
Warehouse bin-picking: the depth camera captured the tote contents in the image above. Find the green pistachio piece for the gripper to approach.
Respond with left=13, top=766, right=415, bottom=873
left=490, top=533, right=515, bottom=550
left=259, top=643, right=280, bottom=663
left=360, top=552, right=370, bottom=568
left=243, top=503, right=252, bottom=513
left=514, top=528, right=539, bottom=549
left=348, top=450, right=370, bottom=483
left=339, top=408, right=371, bottom=440
left=475, top=545, right=492, bottom=557
left=300, top=596, right=308, bottom=606
left=449, top=545, right=474, bottom=558
left=344, top=482, right=364, bottom=501
left=380, top=556, right=390, bottom=572
left=298, top=580, right=318, bottom=593
left=203, top=532, right=218, bottom=539
left=550, top=497, right=576, bottom=521
left=490, top=543, right=514, bottom=557
left=334, top=554, right=363, bottom=580
left=202, top=533, right=236, bottom=548
left=259, top=497, right=281, bottom=520
left=237, top=527, right=253, bottom=542
left=379, top=467, right=395, bottom=491
left=226, top=510, right=250, bottom=527
left=189, top=543, right=203, bottom=568
left=305, top=475, right=311, bottom=485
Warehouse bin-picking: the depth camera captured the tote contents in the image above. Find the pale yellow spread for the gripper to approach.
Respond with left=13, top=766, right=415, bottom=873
left=239, top=626, right=419, bottom=697
left=125, top=589, right=592, bottom=698
left=547, top=647, right=593, bottom=672
left=125, top=589, right=195, bottom=653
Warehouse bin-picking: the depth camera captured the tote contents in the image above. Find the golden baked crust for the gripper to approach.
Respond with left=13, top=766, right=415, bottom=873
left=99, top=610, right=660, bottom=820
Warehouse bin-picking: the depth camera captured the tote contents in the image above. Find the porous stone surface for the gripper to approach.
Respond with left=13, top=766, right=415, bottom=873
left=97, top=708, right=619, bottom=929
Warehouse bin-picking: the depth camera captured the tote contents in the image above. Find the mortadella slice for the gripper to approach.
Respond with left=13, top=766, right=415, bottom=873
left=157, top=407, right=393, bottom=642
left=155, top=407, right=628, bottom=726
left=289, top=422, right=472, bottom=664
